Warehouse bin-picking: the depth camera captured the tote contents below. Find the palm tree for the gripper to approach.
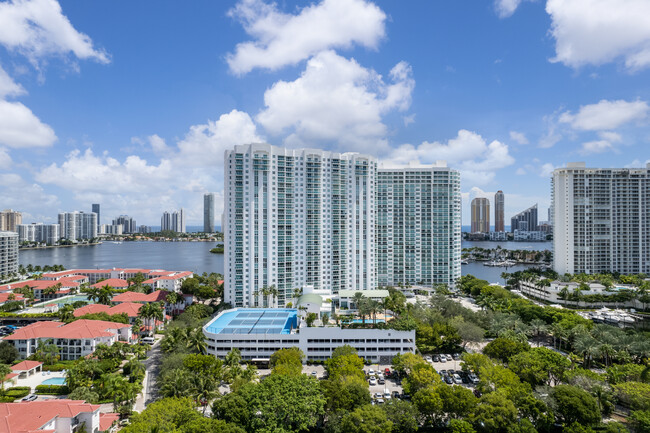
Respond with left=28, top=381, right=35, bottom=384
left=368, top=300, right=380, bottom=325
left=160, top=369, right=191, bottom=398
left=0, top=363, right=11, bottom=393
left=574, top=334, right=600, bottom=367
left=165, top=291, right=183, bottom=316
left=352, top=291, right=365, bottom=310
left=58, top=304, right=75, bottom=323
left=97, top=285, right=113, bottom=305
left=190, top=374, right=218, bottom=415
left=86, top=287, right=101, bottom=303
left=186, top=328, right=207, bottom=354
left=124, top=358, right=145, bottom=382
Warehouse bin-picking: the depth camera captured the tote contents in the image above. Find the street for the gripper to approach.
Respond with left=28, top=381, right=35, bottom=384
left=134, top=338, right=162, bottom=413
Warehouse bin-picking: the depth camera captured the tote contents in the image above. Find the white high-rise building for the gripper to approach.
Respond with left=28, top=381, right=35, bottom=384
left=17, top=223, right=60, bottom=245
left=552, top=162, right=650, bottom=275
left=376, top=165, right=461, bottom=288
left=0, top=231, right=18, bottom=278
left=161, top=211, right=172, bottom=232
left=172, top=209, right=186, bottom=233
left=58, top=212, right=98, bottom=241
left=224, top=144, right=376, bottom=307
left=112, top=215, right=136, bottom=233
left=0, top=210, right=22, bottom=232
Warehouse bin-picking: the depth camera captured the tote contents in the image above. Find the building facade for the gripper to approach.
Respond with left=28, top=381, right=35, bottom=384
left=552, top=162, right=650, bottom=275
left=511, top=203, right=538, bottom=232
left=470, top=198, right=490, bottom=233
left=162, top=210, right=186, bottom=233
left=92, top=203, right=100, bottom=231
left=0, top=209, right=22, bottom=232
left=204, top=308, right=415, bottom=363
left=224, top=144, right=376, bottom=307
left=494, top=190, right=505, bottom=232
left=58, top=212, right=98, bottom=241
left=376, top=165, right=461, bottom=287
left=112, top=215, right=137, bottom=233
left=204, top=193, right=216, bottom=233
left=0, top=231, right=18, bottom=278
left=17, top=223, right=60, bottom=245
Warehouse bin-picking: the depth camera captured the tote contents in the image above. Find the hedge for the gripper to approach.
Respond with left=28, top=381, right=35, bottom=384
left=2, top=387, right=30, bottom=398
left=35, top=384, right=69, bottom=395
left=43, top=361, right=75, bottom=371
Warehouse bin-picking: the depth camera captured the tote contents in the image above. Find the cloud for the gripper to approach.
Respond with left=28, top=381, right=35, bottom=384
left=0, top=0, right=109, bottom=66
left=495, top=0, right=523, bottom=18
left=546, top=0, right=650, bottom=71
left=226, top=0, right=386, bottom=74
left=559, top=99, right=649, bottom=131
left=509, top=130, right=529, bottom=145
left=382, top=129, right=515, bottom=186
left=0, top=100, right=56, bottom=148
left=0, top=147, right=11, bottom=169
left=578, top=131, right=623, bottom=155
left=625, top=158, right=650, bottom=168
left=256, top=50, right=414, bottom=153
left=0, top=172, right=59, bottom=220
left=464, top=186, right=550, bottom=225
left=0, top=65, right=25, bottom=98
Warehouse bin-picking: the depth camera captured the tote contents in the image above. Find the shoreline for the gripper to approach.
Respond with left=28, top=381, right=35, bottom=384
left=19, top=243, right=101, bottom=250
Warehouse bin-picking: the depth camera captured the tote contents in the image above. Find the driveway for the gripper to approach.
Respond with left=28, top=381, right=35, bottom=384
left=133, top=337, right=162, bottom=412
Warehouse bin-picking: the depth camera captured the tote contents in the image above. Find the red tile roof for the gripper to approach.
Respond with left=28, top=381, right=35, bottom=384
left=11, top=361, right=43, bottom=372
left=3, top=320, right=129, bottom=341
left=99, top=413, right=120, bottom=432
left=3, top=373, right=18, bottom=383
left=0, top=400, right=100, bottom=433
left=74, top=302, right=142, bottom=318
left=0, top=293, right=25, bottom=304
left=111, top=290, right=168, bottom=304
left=90, top=278, right=128, bottom=289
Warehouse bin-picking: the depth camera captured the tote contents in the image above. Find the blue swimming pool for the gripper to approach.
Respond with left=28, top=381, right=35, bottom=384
left=205, top=308, right=298, bottom=335
left=41, top=377, right=66, bottom=386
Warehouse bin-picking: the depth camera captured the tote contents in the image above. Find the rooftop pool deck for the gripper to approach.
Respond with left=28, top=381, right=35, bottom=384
left=205, top=308, right=298, bottom=335
left=32, top=294, right=91, bottom=308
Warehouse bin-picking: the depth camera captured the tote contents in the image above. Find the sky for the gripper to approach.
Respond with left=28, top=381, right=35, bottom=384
left=0, top=0, right=649, bottom=227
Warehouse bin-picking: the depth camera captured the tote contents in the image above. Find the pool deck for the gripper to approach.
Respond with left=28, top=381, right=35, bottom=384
left=9, top=370, right=66, bottom=394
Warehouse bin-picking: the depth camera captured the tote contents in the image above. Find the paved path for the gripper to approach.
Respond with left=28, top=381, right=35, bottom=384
left=133, top=338, right=162, bottom=413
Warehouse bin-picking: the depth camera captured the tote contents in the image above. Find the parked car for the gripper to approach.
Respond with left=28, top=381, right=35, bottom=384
left=444, top=376, right=453, bottom=384
left=469, top=374, right=479, bottom=384
left=424, top=355, right=432, bottom=362
left=375, top=398, right=385, bottom=405
left=378, top=378, right=385, bottom=385
left=22, top=394, right=37, bottom=402
left=384, top=392, right=391, bottom=400
left=368, top=369, right=375, bottom=376
left=141, top=337, right=155, bottom=345
left=439, top=370, right=447, bottom=375
left=384, top=368, right=391, bottom=375
left=453, top=353, right=461, bottom=361
left=453, top=374, right=463, bottom=384
left=433, top=355, right=440, bottom=362
left=311, top=371, right=318, bottom=378
left=392, top=391, right=401, bottom=399
left=369, top=378, right=377, bottom=386
left=401, top=393, right=411, bottom=400
left=374, top=393, right=383, bottom=399
left=439, top=355, right=447, bottom=362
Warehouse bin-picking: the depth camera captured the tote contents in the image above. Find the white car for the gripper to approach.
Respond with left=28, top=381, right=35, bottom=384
left=453, top=374, right=463, bottom=384
left=368, top=369, right=375, bottom=376
left=440, top=355, right=448, bottom=362
left=424, top=355, right=432, bottom=362
left=383, top=392, right=391, bottom=400
left=369, top=378, right=377, bottom=386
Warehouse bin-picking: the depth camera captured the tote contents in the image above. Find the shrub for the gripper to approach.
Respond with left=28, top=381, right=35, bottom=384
left=35, top=384, right=70, bottom=395
left=3, top=387, right=30, bottom=398
left=43, top=361, right=74, bottom=371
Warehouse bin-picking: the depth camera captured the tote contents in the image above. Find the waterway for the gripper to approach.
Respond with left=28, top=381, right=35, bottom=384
left=17, top=240, right=551, bottom=285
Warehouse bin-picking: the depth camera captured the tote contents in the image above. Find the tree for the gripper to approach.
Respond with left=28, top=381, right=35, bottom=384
left=186, top=327, right=208, bottom=354
left=165, top=291, right=183, bottom=316
left=630, top=410, right=650, bottom=433
left=451, top=317, right=485, bottom=349
left=380, top=400, right=418, bottom=433
left=509, top=347, right=571, bottom=386
left=402, top=363, right=441, bottom=395
left=33, top=339, right=60, bottom=365
left=413, top=386, right=444, bottom=426
left=0, top=363, right=11, bottom=393
left=98, top=285, right=113, bottom=305
left=325, top=345, right=366, bottom=382
left=483, top=337, right=530, bottom=363
left=160, top=368, right=191, bottom=398
left=437, top=384, right=478, bottom=419
left=335, top=404, right=393, bottom=433
left=0, top=341, right=19, bottom=364
left=270, top=347, right=304, bottom=376
left=305, top=312, right=318, bottom=327
left=450, top=419, right=476, bottom=433
left=68, top=386, right=100, bottom=403
left=321, top=376, right=371, bottom=412
left=551, top=385, right=601, bottom=427
left=471, top=392, right=518, bottom=433
left=58, top=304, right=76, bottom=322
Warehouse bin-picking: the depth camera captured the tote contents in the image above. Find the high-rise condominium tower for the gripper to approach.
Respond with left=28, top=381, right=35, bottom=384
left=494, top=191, right=505, bottom=232
left=224, top=144, right=376, bottom=307
left=0, top=231, right=18, bottom=277
left=204, top=193, right=215, bottom=233
left=0, top=210, right=22, bottom=232
left=92, top=204, right=100, bottom=230
left=112, top=215, right=137, bottom=233
left=552, top=162, right=650, bottom=275
left=376, top=165, right=461, bottom=287
left=161, top=210, right=185, bottom=233
left=511, top=204, right=538, bottom=232
left=58, top=212, right=97, bottom=240
left=471, top=198, right=490, bottom=233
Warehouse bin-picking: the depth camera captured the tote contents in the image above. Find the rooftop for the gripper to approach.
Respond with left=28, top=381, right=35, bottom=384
left=204, top=308, right=298, bottom=335
left=111, top=290, right=167, bottom=303
left=3, top=319, right=130, bottom=341
left=0, top=400, right=102, bottom=433
left=91, top=278, right=129, bottom=289
left=338, top=289, right=390, bottom=298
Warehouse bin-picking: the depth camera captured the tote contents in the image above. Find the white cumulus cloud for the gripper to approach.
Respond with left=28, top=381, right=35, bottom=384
left=495, top=0, right=523, bottom=18
left=559, top=99, right=649, bottom=131
left=257, top=50, right=414, bottom=153
left=0, top=0, right=109, bottom=66
left=227, top=0, right=386, bottom=74
left=0, top=100, right=56, bottom=148
left=509, top=130, right=529, bottom=145
left=382, top=129, right=515, bottom=186
left=546, top=0, right=650, bottom=71
left=0, top=65, right=25, bottom=98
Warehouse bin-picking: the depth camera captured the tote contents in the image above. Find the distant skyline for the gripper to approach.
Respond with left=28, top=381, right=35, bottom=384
left=0, top=0, right=649, bottom=225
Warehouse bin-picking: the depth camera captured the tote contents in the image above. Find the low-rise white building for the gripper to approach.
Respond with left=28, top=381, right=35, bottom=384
left=519, top=279, right=642, bottom=308
left=3, top=319, right=132, bottom=360
left=203, top=308, right=415, bottom=363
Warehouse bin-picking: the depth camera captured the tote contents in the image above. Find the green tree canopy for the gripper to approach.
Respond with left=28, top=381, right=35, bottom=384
left=551, top=385, right=601, bottom=427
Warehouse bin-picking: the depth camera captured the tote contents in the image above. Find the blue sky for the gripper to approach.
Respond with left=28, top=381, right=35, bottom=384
left=0, top=0, right=649, bottom=226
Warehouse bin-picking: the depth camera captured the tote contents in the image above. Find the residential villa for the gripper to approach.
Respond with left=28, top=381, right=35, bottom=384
left=0, top=399, right=118, bottom=433
left=42, top=268, right=193, bottom=288
left=2, top=319, right=132, bottom=360
left=90, top=278, right=129, bottom=290
left=0, top=276, right=88, bottom=301
left=73, top=302, right=169, bottom=332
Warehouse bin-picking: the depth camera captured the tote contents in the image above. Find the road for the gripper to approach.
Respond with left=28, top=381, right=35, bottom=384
left=134, top=338, right=162, bottom=413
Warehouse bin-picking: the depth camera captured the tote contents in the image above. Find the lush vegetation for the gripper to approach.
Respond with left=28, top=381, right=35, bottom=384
left=210, top=244, right=224, bottom=254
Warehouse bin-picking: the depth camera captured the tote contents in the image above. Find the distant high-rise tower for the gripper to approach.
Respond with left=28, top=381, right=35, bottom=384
left=0, top=209, right=22, bottom=232
left=161, top=211, right=172, bottom=232
left=204, top=193, right=215, bottom=233
left=494, top=191, right=504, bottom=232
left=112, top=215, right=137, bottom=233
left=92, top=204, right=100, bottom=231
left=471, top=198, right=490, bottom=233
left=511, top=204, right=538, bottom=232
left=58, top=212, right=97, bottom=240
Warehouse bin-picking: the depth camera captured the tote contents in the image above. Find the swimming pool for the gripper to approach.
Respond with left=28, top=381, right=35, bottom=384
left=32, top=294, right=91, bottom=308
left=41, top=377, right=66, bottom=386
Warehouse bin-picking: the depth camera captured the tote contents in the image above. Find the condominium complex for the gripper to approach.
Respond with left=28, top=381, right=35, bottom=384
left=0, top=231, right=18, bottom=278
left=101, top=224, right=123, bottom=235
left=470, top=198, right=490, bottom=233
left=494, top=190, right=505, bottom=232
left=58, top=211, right=98, bottom=240
left=161, top=209, right=186, bottom=233
left=204, top=193, right=216, bottom=233
left=17, top=223, right=60, bottom=245
left=224, top=144, right=376, bottom=307
left=552, top=162, right=650, bottom=275
left=511, top=203, right=538, bottom=232
left=0, top=209, right=22, bottom=232
left=376, top=165, right=461, bottom=287
left=112, top=215, right=137, bottom=233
